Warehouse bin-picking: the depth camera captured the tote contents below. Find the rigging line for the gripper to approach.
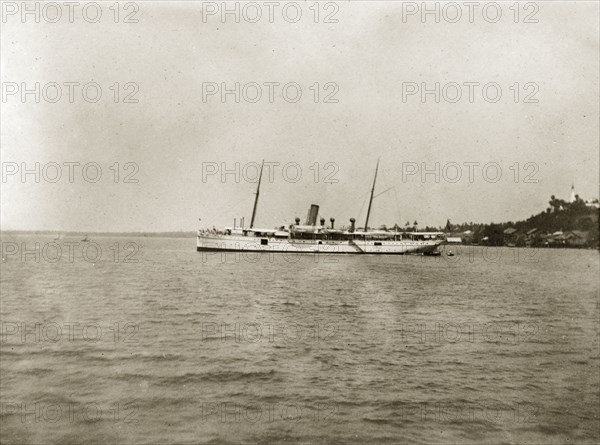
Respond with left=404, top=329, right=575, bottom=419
left=373, top=187, right=394, bottom=199
left=337, top=189, right=371, bottom=220
left=379, top=164, right=401, bottom=227
left=393, top=186, right=401, bottom=227
left=375, top=163, right=391, bottom=212
left=378, top=164, right=401, bottom=225
left=356, top=192, right=369, bottom=225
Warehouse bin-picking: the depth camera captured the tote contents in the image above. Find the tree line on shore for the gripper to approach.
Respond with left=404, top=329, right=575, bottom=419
left=402, top=195, right=599, bottom=248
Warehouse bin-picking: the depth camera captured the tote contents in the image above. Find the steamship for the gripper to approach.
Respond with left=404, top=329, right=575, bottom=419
left=197, top=160, right=444, bottom=255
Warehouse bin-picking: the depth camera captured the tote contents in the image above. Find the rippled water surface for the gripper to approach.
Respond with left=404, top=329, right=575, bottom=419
left=1, top=235, right=598, bottom=444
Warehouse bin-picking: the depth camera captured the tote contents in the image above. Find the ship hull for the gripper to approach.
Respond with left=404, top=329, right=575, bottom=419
left=197, top=234, right=442, bottom=255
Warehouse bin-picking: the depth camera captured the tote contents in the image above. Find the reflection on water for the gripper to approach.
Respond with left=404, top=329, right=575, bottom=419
left=1, top=235, right=598, bottom=444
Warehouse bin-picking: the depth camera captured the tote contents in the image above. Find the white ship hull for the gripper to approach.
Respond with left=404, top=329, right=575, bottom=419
left=197, top=233, right=442, bottom=255
left=197, top=160, right=445, bottom=256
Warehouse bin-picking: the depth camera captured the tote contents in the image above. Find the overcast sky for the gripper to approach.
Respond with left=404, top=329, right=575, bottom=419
left=1, top=1, right=598, bottom=231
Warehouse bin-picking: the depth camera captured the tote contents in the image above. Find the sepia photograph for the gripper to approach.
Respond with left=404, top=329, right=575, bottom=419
left=1, top=1, right=599, bottom=444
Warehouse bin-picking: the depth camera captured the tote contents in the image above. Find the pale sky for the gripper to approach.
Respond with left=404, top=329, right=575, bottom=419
left=1, top=1, right=598, bottom=231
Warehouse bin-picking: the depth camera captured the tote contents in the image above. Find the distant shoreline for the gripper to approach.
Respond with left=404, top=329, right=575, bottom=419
left=0, top=231, right=196, bottom=238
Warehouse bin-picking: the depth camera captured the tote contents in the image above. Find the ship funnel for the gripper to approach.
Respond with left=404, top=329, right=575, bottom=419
left=330, top=217, right=335, bottom=229
left=349, top=218, right=356, bottom=233
left=305, top=204, right=320, bottom=226
left=320, top=218, right=326, bottom=226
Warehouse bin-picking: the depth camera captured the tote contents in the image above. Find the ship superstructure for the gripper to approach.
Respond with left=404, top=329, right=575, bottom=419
left=197, top=160, right=444, bottom=255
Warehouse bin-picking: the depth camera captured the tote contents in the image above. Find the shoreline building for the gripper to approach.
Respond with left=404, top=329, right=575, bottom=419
left=570, top=183, right=576, bottom=203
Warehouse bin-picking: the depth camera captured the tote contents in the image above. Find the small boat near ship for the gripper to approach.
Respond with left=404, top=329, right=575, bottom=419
left=197, top=160, right=444, bottom=255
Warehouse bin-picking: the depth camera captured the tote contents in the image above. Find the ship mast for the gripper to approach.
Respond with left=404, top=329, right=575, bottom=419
left=249, top=160, right=264, bottom=229
left=364, top=158, right=380, bottom=231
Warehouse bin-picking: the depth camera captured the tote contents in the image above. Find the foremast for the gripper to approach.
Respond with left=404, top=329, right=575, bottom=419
left=249, top=160, right=265, bottom=229
left=364, top=158, right=380, bottom=231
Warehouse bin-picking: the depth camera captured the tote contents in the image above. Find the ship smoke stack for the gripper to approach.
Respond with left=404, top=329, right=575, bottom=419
left=330, top=218, right=335, bottom=229
left=305, top=204, right=320, bottom=226
left=320, top=218, right=326, bottom=226
left=350, top=218, right=356, bottom=233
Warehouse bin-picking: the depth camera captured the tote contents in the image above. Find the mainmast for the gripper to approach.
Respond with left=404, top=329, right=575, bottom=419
left=249, top=160, right=264, bottom=229
left=364, top=158, right=380, bottom=231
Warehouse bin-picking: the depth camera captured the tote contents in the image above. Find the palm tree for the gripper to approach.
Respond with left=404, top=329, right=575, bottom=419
left=548, top=196, right=554, bottom=211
